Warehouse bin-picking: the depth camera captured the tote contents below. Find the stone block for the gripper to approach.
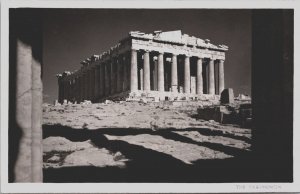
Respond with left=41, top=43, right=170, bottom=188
left=220, top=88, right=234, bottom=104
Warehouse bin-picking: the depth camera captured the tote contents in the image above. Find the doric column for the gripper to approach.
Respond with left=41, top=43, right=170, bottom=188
left=99, top=64, right=104, bottom=98
left=109, top=60, right=114, bottom=95
left=196, top=57, right=203, bottom=94
left=90, top=68, right=95, bottom=100
left=139, top=68, right=144, bottom=90
left=63, top=80, right=67, bottom=101
left=130, top=49, right=138, bottom=92
left=68, top=80, right=71, bottom=101
left=171, top=54, right=178, bottom=92
left=69, top=79, right=73, bottom=102
left=208, top=58, right=215, bottom=94
left=57, top=76, right=63, bottom=103
left=77, top=76, right=81, bottom=102
left=76, top=76, right=80, bottom=102
left=85, top=71, right=89, bottom=100
left=94, top=66, right=99, bottom=100
left=114, top=58, right=118, bottom=93
left=143, top=50, right=150, bottom=91
left=116, top=57, right=122, bottom=93
left=157, top=52, right=164, bottom=92
left=73, top=77, right=77, bottom=102
left=153, top=57, right=158, bottom=91
left=184, top=55, right=191, bottom=93
left=218, top=59, right=225, bottom=94
left=80, top=74, right=85, bottom=101
left=105, top=62, right=110, bottom=96
left=63, top=80, right=68, bottom=101
left=86, top=71, right=90, bottom=100
left=123, top=55, right=127, bottom=91
left=78, top=74, right=82, bottom=101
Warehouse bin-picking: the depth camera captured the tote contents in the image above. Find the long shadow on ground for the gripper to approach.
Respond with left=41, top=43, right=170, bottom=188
left=43, top=124, right=276, bottom=183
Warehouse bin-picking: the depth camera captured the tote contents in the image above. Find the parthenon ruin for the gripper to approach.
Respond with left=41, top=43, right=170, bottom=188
left=56, top=30, right=228, bottom=103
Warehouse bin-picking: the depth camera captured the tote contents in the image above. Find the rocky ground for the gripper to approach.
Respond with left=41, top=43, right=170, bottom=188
left=42, top=100, right=252, bottom=182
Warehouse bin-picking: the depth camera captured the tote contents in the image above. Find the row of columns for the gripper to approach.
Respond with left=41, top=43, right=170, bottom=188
left=129, top=49, right=225, bottom=95
left=58, top=53, right=131, bottom=103
left=58, top=49, right=225, bottom=103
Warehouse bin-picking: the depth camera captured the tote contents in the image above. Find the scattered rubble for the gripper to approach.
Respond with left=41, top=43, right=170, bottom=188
left=197, top=103, right=252, bottom=128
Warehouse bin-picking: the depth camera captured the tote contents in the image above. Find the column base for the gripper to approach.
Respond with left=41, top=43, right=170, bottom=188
left=171, top=85, right=178, bottom=93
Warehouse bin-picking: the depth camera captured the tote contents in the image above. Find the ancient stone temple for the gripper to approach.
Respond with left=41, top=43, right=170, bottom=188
left=56, top=30, right=228, bottom=103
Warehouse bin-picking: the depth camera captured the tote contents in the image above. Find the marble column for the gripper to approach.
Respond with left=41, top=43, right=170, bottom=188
left=90, top=68, right=95, bottom=100
left=153, top=57, right=158, bottom=91
left=158, top=52, right=164, bottom=92
left=87, top=70, right=91, bottom=100
left=99, top=64, right=104, bottom=98
left=184, top=55, right=191, bottom=93
left=171, top=54, right=178, bottom=92
left=196, top=57, right=203, bottom=94
left=116, top=57, right=122, bottom=93
left=105, top=62, right=110, bottom=96
left=94, top=66, right=99, bottom=100
left=143, top=50, right=150, bottom=91
left=64, top=80, right=68, bottom=101
left=78, top=75, right=82, bottom=101
left=73, top=77, right=77, bottom=102
left=139, top=68, right=144, bottom=90
left=80, top=74, right=84, bottom=101
left=110, top=59, right=115, bottom=95
left=208, top=58, right=215, bottom=95
left=69, top=79, right=73, bottom=102
left=130, top=49, right=138, bottom=92
left=85, top=71, right=89, bottom=100
left=57, top=77, right=63, bottom=103
left=218, top=59, right=225, bottom=94
left=76, top=76, right=81, bottom=102
left=123, top=55, right=127, bottom=91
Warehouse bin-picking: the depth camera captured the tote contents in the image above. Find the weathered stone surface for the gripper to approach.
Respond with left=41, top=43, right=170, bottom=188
left=220, top=88, right=234, bottom=104
left=63, top=148, right=127, bottom=167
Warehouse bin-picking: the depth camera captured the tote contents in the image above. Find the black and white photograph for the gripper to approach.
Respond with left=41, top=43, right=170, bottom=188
left=1, top=0, right=299, bottom=193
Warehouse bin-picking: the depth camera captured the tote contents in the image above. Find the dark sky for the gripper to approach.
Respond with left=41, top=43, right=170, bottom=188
left=42, top=9, right=251, bottom=103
